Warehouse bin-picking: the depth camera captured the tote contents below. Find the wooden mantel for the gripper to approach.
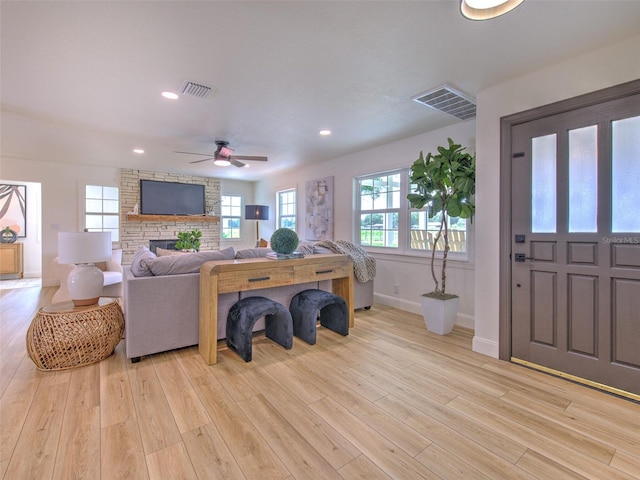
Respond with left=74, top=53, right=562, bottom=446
left=126, top=214, right=220, bottom=223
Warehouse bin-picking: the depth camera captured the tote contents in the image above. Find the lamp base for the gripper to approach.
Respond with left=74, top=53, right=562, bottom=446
left=67, top=263, right=104, bottom=307
left=72, top=297, right=101, bottom=307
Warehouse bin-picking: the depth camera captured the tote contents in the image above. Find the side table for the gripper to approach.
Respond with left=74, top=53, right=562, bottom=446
left=26, top=298, right=124, bottom=371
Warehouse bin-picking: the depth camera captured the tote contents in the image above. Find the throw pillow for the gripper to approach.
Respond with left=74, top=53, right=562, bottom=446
left=148, top=247, right=236, bottom=276
left=131, top=246, right=157, bottom=277
left=296, top=241, right=316, bottom=255
left=156, top=247, right=185, bottom=256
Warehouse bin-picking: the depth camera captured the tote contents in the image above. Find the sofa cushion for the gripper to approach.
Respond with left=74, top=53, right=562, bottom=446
left=103, top=271, right=123, bottom=286
left=296, top=241, right=316, bottom=255
left=148, top=247, right=236, bottom=276
left=235, top=247, right=273, bottom=259
left=156, top=247, right=186, bottom=256
left=313, top=244, right=333, bottom=254
left=131, top=246, right=156, bottom=277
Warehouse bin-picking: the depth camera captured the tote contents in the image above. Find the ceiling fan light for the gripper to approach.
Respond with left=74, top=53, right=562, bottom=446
left=460, top=0, right=523, bottom=20
left=213, top=158, right=231, bottom=167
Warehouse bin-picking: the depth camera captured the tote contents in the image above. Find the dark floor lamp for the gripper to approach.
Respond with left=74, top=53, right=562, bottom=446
left=245, top=205, right=269, bottom=247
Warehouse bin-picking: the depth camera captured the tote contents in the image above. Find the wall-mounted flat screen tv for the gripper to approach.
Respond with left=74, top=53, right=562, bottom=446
left=140, top=180, right=206, bottom=215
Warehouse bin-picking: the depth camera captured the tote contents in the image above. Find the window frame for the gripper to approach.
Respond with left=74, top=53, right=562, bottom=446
left=277, top=188, right=297, bottom=232
left=356, top=171, right=403, bottom=250
left=83, top=184, right=119, bottom=242
left=354, top=168, right=471, bottom=260
left=220, top=194, right=243, bottom=241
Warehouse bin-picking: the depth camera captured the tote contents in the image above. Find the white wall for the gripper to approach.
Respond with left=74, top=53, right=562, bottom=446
left=1, top=157, right=120, bottom=286
left=0, top=179, right=42, bottom=278
left=1, top=155, right=256, bottom=286
left=256, top=120, right=477, bottom=326
left=473, top=34, right=640, bottom=357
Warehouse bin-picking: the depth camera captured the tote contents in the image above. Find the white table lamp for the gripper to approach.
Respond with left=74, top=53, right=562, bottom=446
left=58, top=232, right=112, bottom=306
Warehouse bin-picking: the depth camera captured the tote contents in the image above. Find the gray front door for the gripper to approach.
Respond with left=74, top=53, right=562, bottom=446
left=511, top=94, right=640, bottom=396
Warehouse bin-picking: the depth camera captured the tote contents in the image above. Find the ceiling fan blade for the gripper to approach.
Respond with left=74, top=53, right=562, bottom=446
left=230, top=155, right=268, bottom=162
left=189, top=157, right=215, bottom=164
left=230, top=159, right=246, bottom=168
left=175, top=150, right=214, bottom=156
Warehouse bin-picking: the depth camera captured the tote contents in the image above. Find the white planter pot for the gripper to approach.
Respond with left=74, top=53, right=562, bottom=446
left=419, top=294, right=460, bottom=335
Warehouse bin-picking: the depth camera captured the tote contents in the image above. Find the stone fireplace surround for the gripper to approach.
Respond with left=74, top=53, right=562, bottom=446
left=120, top=169, right=221, bottom=264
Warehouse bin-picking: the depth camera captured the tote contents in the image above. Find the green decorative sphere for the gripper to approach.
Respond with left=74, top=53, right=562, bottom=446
left=270, top=228, right=299, bottom=254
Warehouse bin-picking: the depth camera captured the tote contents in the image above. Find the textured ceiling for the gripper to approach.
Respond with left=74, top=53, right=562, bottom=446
left=2, top=1, right=640, bottom=180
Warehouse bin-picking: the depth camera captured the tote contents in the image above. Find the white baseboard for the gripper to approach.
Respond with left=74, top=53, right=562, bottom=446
left=374, top=293, right=421, bottom=315
left=472, top=336, right=499, bottom=358
left=374, top=293, right=475, bottom=330
left=23, top=271, right=42, bottom=279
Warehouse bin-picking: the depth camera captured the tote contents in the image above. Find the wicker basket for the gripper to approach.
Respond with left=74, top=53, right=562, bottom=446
left=26, top=299, right=124, bottom=371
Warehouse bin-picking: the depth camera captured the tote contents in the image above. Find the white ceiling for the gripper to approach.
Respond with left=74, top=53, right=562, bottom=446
left=2, top=1, right=640, bottom=181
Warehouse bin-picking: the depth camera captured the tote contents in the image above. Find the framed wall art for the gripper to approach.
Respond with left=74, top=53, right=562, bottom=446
left=0, top=184, right=27, bottom=238
left=305, top=176, right=333, bottom=241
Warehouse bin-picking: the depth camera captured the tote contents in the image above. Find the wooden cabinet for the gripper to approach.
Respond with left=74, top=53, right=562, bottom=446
left=0, top=243, right=24, bottom=278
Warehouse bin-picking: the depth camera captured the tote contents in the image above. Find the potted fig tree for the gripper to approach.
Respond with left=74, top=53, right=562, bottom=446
left=407, top=138, right=475, bottom=334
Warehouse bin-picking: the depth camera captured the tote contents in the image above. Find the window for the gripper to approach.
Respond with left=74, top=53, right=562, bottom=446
left=357, top=173, right=401, bottom=248
left=409, top=210, right=467, bottom=253
left=356, top=170, right=469, bottom=255
left=221, top=195, right=242, bottom=239
left=85, top=185, right=119, bottom=241
left=277, top=188, right=296, bottom=231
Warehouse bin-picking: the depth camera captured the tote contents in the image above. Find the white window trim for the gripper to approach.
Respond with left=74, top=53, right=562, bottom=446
left=276, top=187, right=297, bottom=232
left=81, top=183, right=120, bottom=243
left=220, top=194, right=244, bottom=243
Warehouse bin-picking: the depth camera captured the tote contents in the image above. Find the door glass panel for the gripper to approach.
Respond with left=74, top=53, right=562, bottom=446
left=569, top=125, right=598, bottom=232
left=531, top=134, right=557, bottom=233
left=612, top=115, right=640, bottom=233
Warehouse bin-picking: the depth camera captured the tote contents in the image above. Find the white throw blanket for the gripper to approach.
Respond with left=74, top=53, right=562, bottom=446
left=314, top=240, right=376, bottom=283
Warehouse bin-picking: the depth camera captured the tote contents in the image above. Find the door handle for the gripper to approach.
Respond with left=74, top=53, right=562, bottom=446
left=514, top=253, right=534, bottom=262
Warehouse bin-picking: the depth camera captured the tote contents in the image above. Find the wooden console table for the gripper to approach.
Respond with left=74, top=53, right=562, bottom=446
left=199, top=254, right=354, bottom=365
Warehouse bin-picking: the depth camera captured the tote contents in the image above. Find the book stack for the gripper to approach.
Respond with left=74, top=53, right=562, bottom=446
left=266, top=251, right=305, bottom=260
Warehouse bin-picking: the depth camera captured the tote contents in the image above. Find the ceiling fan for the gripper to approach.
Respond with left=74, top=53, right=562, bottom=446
left=175, top=140, right=268, bottom=168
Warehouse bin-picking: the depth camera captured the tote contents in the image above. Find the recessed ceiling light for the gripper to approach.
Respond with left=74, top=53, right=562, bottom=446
left=460, top=0, right=523, bottom=20
left=319, top=130, right=331, bottom=136
left=133, top=148, right=145, bottom=154
left=161, top=91, right=179, bottom=100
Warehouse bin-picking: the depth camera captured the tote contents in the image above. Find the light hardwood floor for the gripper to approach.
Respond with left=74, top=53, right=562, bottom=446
left=1, top=286, right=639, bottom=480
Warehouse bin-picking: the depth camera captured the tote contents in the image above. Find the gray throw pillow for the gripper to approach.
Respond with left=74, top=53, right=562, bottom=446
left=131, top=246, right=157, bottom=277
left=148, top=247, right=236, bottom=276
left=234, top=247, right=273, bottom=259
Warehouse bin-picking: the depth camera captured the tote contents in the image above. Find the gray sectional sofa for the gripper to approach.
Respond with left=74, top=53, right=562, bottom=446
left=123, top=244, right=374, bottom=362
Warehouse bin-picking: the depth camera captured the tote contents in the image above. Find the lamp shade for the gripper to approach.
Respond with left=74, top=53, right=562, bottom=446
left=58, top=232, right=112, bottom=264
left=245, top=205, right=269, bottom=220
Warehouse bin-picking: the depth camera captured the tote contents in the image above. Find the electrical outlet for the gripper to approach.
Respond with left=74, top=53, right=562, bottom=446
left=393, top=284, right=399, bottom=294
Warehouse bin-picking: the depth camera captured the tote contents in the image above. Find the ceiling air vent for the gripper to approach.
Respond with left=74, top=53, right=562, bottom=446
left=412, top=84, right=476, bottom=120
left=180, top=81, right=212, bottom=99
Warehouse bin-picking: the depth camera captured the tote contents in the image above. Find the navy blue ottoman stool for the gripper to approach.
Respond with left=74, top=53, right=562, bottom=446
left=289, top=289, right=349, bottom=345
left=226, top=296, right=293, bottom=362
